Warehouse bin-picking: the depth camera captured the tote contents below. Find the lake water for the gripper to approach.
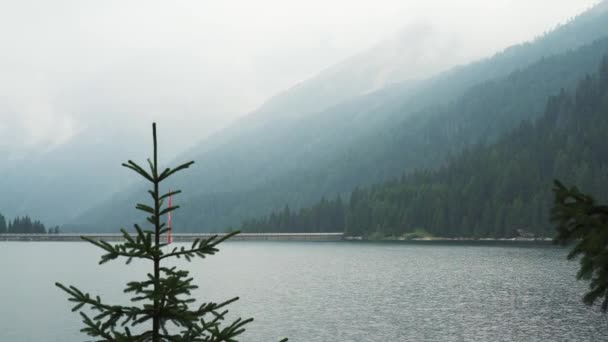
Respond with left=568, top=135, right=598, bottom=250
left=1, top=241, right=607, bottom=341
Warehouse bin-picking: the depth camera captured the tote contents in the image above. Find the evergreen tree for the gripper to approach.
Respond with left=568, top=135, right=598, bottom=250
left=10, top=217, right=20, bottom=233
left=0, top=213, right=6, bottom=234
left=56, top=123, right=288, bottom=341
left=552, top=180, right=608, bottom=312
left=6, top=216, right=46, bottom=234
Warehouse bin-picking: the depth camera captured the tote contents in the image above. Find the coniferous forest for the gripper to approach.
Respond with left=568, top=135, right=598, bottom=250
left=0, top=212, right=56, bottom=234
left=241, top=57, right=608, bottom=238
left=71, top=6, right=608, bottom=233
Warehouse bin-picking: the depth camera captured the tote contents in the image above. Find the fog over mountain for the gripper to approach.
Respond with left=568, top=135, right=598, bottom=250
left=0, top=0, right=601, bottom=224
left=1, top=0, right=599, bottom=155
left=79, top=1, right=608, bottom=232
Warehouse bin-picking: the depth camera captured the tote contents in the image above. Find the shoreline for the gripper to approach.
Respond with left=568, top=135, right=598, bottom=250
left=0, top=232, right=555, bottom=244
left=0, top=232, right=345, bottom=242
left=344, top=236, right=554, bottom=243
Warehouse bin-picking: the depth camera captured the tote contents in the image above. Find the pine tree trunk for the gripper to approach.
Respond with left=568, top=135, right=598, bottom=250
left=152, top=124, right=161, bottom=341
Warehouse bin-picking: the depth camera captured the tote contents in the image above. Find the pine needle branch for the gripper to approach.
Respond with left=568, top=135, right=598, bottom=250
left=552, top=179, right=608, bottom=313
left=159, top=232, right=238, bottom=261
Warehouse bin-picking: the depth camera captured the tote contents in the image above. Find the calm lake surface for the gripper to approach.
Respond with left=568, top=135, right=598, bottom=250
left=1, top=241, right=607, bottom=341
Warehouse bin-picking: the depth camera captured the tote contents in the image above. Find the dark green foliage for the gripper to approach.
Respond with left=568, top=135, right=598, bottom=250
left=0, top=213, right=6, bottom=234
left=245, top=56, right=608, bottom=239
left=241, top=196, right=345, bottom=233
left=56, top=124, right=287, bottom=341
left=6, top=215, right=46, bottom=234
left=46, top=226, right=61, bottom=234
left=551, top=180, right=608, bottom=312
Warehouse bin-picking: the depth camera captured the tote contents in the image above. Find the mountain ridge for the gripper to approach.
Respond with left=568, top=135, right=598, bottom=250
left=75, top=2, right=608, bottom=231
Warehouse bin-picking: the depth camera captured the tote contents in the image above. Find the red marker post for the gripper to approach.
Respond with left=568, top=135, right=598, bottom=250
left=167, top=190, right=172, bottom=245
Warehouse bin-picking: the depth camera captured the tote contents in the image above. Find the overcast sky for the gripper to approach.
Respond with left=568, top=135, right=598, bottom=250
left=0, top=0, right=601, bottom=156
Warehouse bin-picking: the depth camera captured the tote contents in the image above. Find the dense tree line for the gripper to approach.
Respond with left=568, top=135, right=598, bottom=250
left=0, top=212, right=59, bottom=234
left=241, top=57, right=608, bottom=238
left=8, top=216, right=46, bottom=234
left=0, top=213, right=6, bottom=234
left=241, top=197, right=346, bottom=233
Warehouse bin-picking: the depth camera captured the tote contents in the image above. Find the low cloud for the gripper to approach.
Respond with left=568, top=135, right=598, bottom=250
left=0, top=0, right=601, bottom=157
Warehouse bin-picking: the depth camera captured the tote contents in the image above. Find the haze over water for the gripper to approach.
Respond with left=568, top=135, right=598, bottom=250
left=1, top=241, right=606, bottom=341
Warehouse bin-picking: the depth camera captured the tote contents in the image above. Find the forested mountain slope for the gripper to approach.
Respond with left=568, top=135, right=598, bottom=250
left=0, top=124, right=149, bottom=224
left=79, top=2, right=608, bottom=232
left=243, top=57, right=608, bottom=238
left=169, top=38, right=608, bottom=232
left=2, top=8, right=467, bottom=225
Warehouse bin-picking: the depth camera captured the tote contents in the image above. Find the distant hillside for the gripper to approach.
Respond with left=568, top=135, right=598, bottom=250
left=0, top=24, right=449, bottom=225
left=243, top=56, right=608, bottom=238
left=0, top=14, right=497, bottom=227
left=79, top=2, right=608, bottom=232
left=0, top=124, right=148, bottom=224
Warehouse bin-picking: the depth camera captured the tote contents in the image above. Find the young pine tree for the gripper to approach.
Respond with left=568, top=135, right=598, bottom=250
left=551, top=180, right=608, bottom=312
left=56, top=123, right=288, bottom=341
